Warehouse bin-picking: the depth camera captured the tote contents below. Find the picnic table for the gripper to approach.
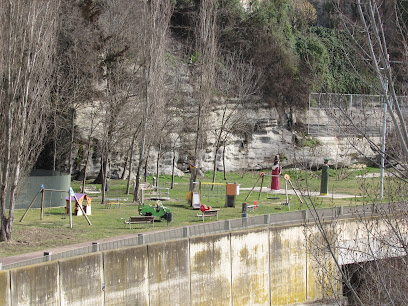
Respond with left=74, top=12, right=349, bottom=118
left=123, top=216, right=155, bottom=229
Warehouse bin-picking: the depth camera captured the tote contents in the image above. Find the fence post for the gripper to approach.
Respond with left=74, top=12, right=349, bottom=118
left=264, top=214, right=270, bottom=225
left=183, top=227, right=190, bottom=237
left=92, top=242, right=100, bottom=252
left=43, top=251, right=52, bottom=262
left=242, top=215, right=247, bottom=228
left=303, top=210, right=309, bottom=222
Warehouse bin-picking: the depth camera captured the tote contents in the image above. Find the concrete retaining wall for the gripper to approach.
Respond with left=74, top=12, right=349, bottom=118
left=0, top=224, right=340, bottom=305
left=0, top=270, right=10, bottom=306
left=10, top=261, right=59, bottom=305
left=104, top=245, right=149, bottom=305
left=231, top=228, right=270, bottom=305
left=190, top=233, right=232, bottom=305
left=148, top=239, right=190, bottom=305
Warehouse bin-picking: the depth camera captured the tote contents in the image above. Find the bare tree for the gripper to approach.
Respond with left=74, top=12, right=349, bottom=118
left=41, top=0, right=102, bottom=174
left=133, top=0, right=174, bottom=202
left=210, top=52, right=261, bottom=183
left=92, top=0, right=144, bottom=203
left=0, top=0, right=61, bottom=241
left=188, top=0, right=219, bottom=191
left=81, top=105, right=101, bottom=193
left=302, top=1, right=408, bottom=304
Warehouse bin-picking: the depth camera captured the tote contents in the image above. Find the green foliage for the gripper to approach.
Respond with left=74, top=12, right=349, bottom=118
left=295, top=32, right=330, bottom=81
left=296, top=26, right=374, bottom=93
left=299, top=136, right=321, bottom=148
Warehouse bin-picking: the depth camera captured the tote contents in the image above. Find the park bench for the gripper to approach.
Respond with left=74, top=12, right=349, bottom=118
left=105, top=198, right=122, bottom=209
left=139, top=182, right=153, bottom=191
left=138, top=182, right=170, bottom=200
left=124, top=216, right=155, bottom=229
left=247, top=205, right=256, bottom=212
left=247, top=204, right=259, bottom=212
left=83, top=185, right=101, bottom=194
left=196, top=209, right=219, bottom=223
left=149, top=186, right=170, bottom=198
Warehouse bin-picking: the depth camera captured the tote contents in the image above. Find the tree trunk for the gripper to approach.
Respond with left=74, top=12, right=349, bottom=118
left=190, top=105, right=202, bottom=192
left=101, top=155, right=106, bottom=203
left=144, top=155, right=149, bottom=183
left=0, top=114, right=11, bottom=242
left=212, top=148, right=218, bottom=187
left=121, top=156, right=128, bottom=180
left=133, top=132, right=146, bottom=202
left=67, top=108, right=75, bottom=175
left=156, top=143, right=161, bottom=188
left=212, top=131, right=223, bottom=185
left=223, top=143, right=227, bottom=180
left=126, top=133, right=137, bottom=194
left=81, top=133, right=93, bottom=193
left=171, top=151, right=175, bottom=189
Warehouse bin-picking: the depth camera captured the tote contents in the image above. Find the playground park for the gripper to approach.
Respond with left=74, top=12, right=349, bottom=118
left=0, top=165, right=395, bottom=258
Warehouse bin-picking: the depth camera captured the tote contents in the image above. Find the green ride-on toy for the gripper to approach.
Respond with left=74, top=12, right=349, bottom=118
left=139, top=200, right=172, bottom=222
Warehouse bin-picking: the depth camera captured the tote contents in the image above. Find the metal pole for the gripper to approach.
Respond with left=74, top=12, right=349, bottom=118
left=380, top=98, right=387, bottom=200
left=69, top=191, right=72, bottom=228
left=40, top=189, right=44, bottom=220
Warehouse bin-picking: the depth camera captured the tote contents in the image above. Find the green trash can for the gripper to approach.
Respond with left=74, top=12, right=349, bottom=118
left=320, top=158, right=329, bottom=195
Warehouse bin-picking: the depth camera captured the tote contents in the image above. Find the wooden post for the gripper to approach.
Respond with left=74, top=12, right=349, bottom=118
left=73, top=193, right=92, bottom=225
left=288, top=179, right=303, bottom=204
left=40, top=189, right=45, bottom=220
left=20, top=190, right=42, bottom=222
left=258, top=174, right=265, bottom=200
left=245, top=174, right=263, bottom=201
left=69, top=191, right=72, bottom=228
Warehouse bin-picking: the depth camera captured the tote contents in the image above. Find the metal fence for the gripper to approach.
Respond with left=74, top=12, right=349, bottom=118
left=1, top=202, right=393, bottom=271
left=308, top=93, right=408, bottom=137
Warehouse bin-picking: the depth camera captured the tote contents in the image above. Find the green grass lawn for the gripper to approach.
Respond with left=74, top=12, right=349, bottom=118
left=1, top=167, right=394, bottom=257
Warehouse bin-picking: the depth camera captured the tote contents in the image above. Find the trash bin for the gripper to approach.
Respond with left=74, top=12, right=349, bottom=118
left=165, top=212, right=173, bottom=224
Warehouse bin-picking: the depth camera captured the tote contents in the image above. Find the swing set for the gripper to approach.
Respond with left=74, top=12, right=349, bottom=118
left=200, top=182, right=226, bottom=204
left=189, top=181, right=239, bottom=209
left=19, top=186, right=91, bottom=228
left=244, top=172, right=304, bottom=209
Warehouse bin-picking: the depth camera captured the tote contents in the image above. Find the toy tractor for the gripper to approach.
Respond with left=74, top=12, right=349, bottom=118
left=140, top=200, right=172, bottom=222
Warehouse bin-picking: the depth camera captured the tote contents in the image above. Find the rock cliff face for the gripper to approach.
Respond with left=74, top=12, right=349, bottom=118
left=74, top=98, right=380, bottom=179
left=71, top=0, right=379, bottom=179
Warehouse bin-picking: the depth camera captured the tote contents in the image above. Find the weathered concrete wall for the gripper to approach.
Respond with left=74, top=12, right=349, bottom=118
left=10, top=261, right=59, bottom=305
left=270, top=226, right=308, bottom=305
left=0, top=270, right=10, bottom=306
left=231, top=228, right=270, bottom=305
left=1, top=223, right=348, bottom=306
left=148, top=239, right=190, bottom=306
left=190, top=233, right=232, bottom=305
left=59, top=253, right=104, bottom=306
left=103, top=245, right=149, bottom=305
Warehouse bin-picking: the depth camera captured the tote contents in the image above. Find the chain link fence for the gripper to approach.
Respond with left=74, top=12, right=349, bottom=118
left=308, top=93, right=408, bottom=137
